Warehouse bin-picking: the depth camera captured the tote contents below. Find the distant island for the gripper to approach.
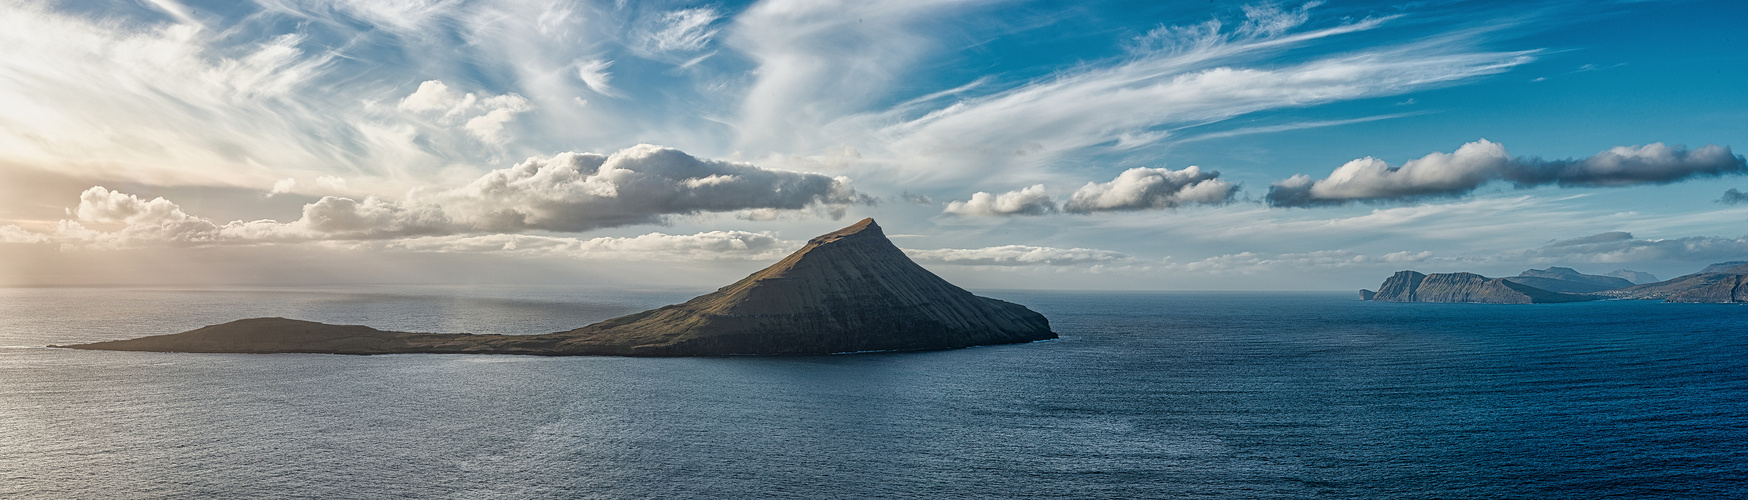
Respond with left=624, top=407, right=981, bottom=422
left=59, top=219, right=1057, bottom=356
left=1362, top=263, right=1748, bottom=304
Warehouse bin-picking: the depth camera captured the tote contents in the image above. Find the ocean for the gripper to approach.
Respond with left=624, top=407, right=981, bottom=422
left=1, top=286, right=1744, bottom=498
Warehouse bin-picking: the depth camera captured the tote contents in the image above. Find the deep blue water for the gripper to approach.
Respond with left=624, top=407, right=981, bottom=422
left=2, top=287, right=1745, bottom=498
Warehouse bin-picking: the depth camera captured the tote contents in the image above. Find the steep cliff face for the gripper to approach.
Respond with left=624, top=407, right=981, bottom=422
left=61, top=219, right=1057, bottom=356
left=1367, top=270, right=1600, bottom=304
left=1371, top=271, right=1427, bottom=302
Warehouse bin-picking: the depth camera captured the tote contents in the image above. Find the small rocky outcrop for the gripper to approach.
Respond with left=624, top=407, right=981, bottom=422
left=60, top=219, right=1057, bottom=356
left=1366, top=270, right=1601, bottom=304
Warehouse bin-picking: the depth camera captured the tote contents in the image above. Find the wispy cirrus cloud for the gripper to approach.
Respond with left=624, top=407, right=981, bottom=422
left=728, top=0, right=996, bottom=154
left=865, top=4, right=1534, bottom=184
left=634, top=7, right=722, bottom=60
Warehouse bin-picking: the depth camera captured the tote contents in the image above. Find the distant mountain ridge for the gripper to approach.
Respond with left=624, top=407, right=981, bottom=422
left=1364, top=261, right=1748, bottom=304
left=1366, top=271, right=1601, bottom=304
left=1701, top=261, right=1748, bottom=273
left=1605, top=269, right=1659, bottom=285
left=1503, top=267, right=1634, bottom=293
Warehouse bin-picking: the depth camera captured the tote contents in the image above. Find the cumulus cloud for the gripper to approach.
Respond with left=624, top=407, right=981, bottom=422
left=1720, top=188, right=1748, bottom=204
left=268, top=178, right=297, bottom=196
left=1064, top=166, right=1236, bottom=212
left=901, top=192, right=934, bottom=205
left=0, top=225, right=48, bottom=244
left=943, top=185, right=1057, bottom=217
left=8, top=145, right=871, bottom=249
left=1523, top=231, right=1748, bottom=264
left=1268, top=140, right=1748, bottom=207
left=48, top=187, right=275, bottom=248
left=398, top=80, right=533, bottom=144
left=905, top=245, right=1128, bottom=266
left=421, top=144, right=871, bottom=232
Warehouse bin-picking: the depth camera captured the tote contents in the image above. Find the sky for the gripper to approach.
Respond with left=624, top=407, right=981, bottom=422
left=1, top=0, right=1745, bottom=290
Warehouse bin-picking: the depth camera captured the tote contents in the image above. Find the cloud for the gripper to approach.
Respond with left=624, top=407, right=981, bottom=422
left=943, top=185, right=1057, bottom=217
left=397, top=80, right=533, bottom=144
left=269, top=178, right=297, bottom=196
left=1064, top=166, right=1235, bottom=213
left=872, top=6, right=1534, bottom=183
left=315, top=176, right=348, bottom=191
left=1269, top=141, right=1748, bottom=206
left=728, top=0, right=1001, bottom=154
left=9, top=145, right=871, bottom=248
left=1547, top=231, right=1634, bottom=247
left=367, top=230, right=796, bottom=261
left=576, top=59, right=618, bottom=97
left=1523, top=231, right=1748, bottom=264
left=49, top=187, right=270, bottom=248
left=637, top=8, right=721, bottom=57
left=901, top=192, right=934, bottom=205
left=0, top=4, right=352, bottom=186
left=1719, top=188, right=1748, bottom=204
left=905, top=245, right=1128, bottom=266
left=0, top=225, right=48, bottom=244
left=1166, top=249, right=1443, bottom=274
left=421, top=144, right=872, bottom=232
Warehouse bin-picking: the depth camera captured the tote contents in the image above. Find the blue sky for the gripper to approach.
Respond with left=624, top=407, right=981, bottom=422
left=0, top=0, right=1744, bottom=289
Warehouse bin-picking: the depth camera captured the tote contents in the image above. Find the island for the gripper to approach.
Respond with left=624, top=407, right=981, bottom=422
left=1364, top=270, right=1602, bottom=304
left=1362, top=262, right=1748, bottom=304
left=59, top=219, right=1057, bottom=356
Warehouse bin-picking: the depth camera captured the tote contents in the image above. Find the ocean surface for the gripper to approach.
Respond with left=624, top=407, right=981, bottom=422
left=1, top=286, right=1744, bottom=499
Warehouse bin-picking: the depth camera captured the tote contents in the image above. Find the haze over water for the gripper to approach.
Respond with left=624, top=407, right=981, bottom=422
left=3, top=287, right=1743, bottom=498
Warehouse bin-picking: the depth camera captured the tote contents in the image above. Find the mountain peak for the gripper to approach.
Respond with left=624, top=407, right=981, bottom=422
left=552, top=217, right=1054, bottom=354
left=813, top=217, right=879, bottom=241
